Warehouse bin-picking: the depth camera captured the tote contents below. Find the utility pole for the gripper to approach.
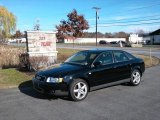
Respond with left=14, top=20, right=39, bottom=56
left=92, top=7, right=101, bottom=46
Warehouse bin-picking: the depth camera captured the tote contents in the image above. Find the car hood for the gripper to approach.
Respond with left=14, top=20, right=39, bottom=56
left=37, top=63, right=85, bottom=77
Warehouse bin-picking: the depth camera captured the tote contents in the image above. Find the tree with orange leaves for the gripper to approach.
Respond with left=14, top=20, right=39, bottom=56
left=56, top=9, right=89, bottom=40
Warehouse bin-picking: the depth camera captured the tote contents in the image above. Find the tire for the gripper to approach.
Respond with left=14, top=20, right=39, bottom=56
left=69, top=79, right=88, bottom=101
left=130, top=69, right=141, bottom=86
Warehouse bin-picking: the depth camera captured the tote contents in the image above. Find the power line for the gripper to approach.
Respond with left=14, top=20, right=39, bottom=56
left=124, top=3, right=160, bottom=12
left=99, top=0, right=130, bottom=9
left=97, top=17, right=160, bottom=25
left=82, top=0, right=160, bottom=14
left=108, top=2, right=160, bottom=15
left=93, top=14, right=160, bottom=22
left=93, top=21, right=160, bottom=27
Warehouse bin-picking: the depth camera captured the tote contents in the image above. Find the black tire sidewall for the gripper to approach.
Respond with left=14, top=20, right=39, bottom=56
left=69, top=79, right=88, bottom=101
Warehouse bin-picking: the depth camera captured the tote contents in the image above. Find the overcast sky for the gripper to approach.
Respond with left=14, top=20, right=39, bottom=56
left=1, top=0, right=160, bottom=33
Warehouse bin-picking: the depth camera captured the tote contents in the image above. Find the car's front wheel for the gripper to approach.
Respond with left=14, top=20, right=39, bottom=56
left=69, top=79, right=88, bottom=101
left=130, top=69, right=141, bottom=86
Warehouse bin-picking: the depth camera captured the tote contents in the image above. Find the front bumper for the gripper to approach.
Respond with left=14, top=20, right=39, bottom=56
left=32, top=78, right=68, bottom=94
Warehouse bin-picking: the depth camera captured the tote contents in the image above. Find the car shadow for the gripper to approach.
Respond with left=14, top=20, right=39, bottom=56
left=121, top=82, right=131, bottom=86
left=18, top=80, right=71, bottom=101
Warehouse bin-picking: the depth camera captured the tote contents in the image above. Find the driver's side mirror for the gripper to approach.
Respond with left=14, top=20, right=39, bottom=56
left=93, top=61, right=102, bottom=67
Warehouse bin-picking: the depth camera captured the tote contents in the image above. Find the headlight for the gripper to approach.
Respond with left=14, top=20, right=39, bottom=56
left=46, top=77, right=63, bottom=83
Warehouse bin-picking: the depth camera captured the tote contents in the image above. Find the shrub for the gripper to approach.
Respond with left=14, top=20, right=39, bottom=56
left=0, top=45, right=25, bottom=68
left=19, top=53, right=29, bottom=70
left=29, top=56, right=49, bottom=71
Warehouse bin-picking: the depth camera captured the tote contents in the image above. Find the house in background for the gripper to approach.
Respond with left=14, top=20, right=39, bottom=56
left=129, top=29, right=160, bottom=45
left=129, top=34, right=143, bottom=44
left=8, top=38, right=26, bottom=43
left=149, top=29, right=160, bottom=45
left=142, top=34, right=151, bottom=44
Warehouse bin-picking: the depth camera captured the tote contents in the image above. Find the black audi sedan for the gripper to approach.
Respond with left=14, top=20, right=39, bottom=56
left=32, top=49, right=145, bottom=101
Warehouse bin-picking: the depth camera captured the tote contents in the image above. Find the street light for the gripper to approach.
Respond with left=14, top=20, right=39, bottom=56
left=92, top=7, right=101, bottom=46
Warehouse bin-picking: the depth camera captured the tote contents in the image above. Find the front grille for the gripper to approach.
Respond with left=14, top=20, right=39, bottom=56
left=35, top=75, right=46, bottom=82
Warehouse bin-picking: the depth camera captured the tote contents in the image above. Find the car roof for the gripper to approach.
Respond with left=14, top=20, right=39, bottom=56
left=81, top=49, right=125, bottom=53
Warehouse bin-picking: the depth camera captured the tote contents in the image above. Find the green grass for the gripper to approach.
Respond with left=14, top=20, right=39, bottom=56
left=57, top=48, right=80, bottom=63
left=57, top=48, right=80, bottom=55
left=0, top=68, right=33, bottom=88
left=135, top=54, right=160, bottom=68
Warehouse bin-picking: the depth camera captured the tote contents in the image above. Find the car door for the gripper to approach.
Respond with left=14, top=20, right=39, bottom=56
left=88, top=51, right=116, bottom=86
left=112, top=51, right=131, bottom=82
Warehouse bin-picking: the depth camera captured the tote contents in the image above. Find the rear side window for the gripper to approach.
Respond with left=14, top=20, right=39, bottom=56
left=125, top=52, right=135, bottom=60
left=113, top=51, right=129, bottom=62
left=94, top=51, right=113, bottom=65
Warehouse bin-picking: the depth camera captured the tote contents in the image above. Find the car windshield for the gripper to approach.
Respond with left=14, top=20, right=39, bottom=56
left=65, top=51, right=99, bottom=66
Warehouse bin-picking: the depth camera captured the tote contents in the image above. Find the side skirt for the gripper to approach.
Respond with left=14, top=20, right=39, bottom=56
left=90, top=78, right=130, bottom=91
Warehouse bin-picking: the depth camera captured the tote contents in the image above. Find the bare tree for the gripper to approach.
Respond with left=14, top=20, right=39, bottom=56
left=114, top=32, right=128, bottom=38
left=34, top=19, right=40, bottom=31
left=135, top=29, right=145, bottom=36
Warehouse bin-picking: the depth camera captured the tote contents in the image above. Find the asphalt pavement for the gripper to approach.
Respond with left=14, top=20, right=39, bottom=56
left=0, top=65, right=160, bottom=120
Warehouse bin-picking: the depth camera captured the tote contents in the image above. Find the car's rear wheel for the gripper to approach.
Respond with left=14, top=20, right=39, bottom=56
left=130, top=69, right=141, bottom=86
left=69, top=79, right=88, bottom=101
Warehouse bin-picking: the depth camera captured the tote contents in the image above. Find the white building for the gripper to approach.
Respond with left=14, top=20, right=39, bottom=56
left=8, top=38, right=26, bottom=43
left=129, top=34, right=143, bottom=44
left=64, top=38, right=126, bottom=44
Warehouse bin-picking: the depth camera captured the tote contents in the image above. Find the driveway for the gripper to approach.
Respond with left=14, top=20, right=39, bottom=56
left=0, top=65, right=160, bottom=120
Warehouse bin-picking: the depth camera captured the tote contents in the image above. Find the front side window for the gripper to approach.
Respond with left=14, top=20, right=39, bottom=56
left=113, top=51, right=129, bottom=62
left=94, top=51, right=113, bottom=65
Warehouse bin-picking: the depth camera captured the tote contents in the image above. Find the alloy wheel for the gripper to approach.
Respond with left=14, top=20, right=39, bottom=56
left=132, top=71, right=141, bottom=85
left=73, top=82, right=88, bottom=100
